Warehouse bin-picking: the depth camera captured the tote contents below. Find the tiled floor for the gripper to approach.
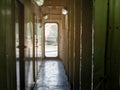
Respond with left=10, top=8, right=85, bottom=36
left=34, top=60, right=70, bottom=90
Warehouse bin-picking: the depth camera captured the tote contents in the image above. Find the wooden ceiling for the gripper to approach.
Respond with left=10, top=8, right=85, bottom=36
left=19, top=0, right=67, bottom=21
left=43, top=0, right=67, bottom=6
left=32, top=0, right=67, bottom=13
left=41, top=6, right=63, bottom=15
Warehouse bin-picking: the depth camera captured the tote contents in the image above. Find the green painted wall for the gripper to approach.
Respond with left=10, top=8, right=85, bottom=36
left=106, top=0, right=120, bottom=89
left=94, top=0, right=108, bottom=89
left=94, top=0, right=120, bottom=89
left=0, top=0, right=16, bottom=90
left=0, top=1, right=7, bottom=89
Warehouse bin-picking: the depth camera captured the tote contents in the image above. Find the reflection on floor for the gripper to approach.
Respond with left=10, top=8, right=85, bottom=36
left=34, top=60, right=70, bottom=90
left=16, top=60, right=42, bottom=90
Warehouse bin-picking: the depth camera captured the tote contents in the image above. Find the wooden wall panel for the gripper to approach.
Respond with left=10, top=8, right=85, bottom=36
left=73, top=0, right=81, bottom=89
left=68, top=0, right=75, bottom=89
left=81, top=0, right=93, bottom=89
left=0, top=0, right=16, bottom=90
left=44, top=0, right=66, bottom=6
left=0, top=1, right=7, bottom=90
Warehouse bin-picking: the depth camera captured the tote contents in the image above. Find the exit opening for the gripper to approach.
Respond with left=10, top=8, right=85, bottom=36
left=44, top=23, right=59, bottom=57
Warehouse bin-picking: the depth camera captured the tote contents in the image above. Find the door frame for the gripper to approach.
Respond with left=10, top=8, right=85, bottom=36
left=15, top=0, right=25, bottom=90
left=42, top=21, right=60, bottom=60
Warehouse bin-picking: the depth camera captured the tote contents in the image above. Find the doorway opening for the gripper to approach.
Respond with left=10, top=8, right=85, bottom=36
left=44, top=23, right=59, bottom=58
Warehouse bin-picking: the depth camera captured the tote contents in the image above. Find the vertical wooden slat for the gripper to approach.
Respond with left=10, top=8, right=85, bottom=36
left=0, top=0, right=8, bottom=90
left=68, top=0, right=75, bottom=89
left=0, top=0, right=16, bottom=90
left=74, top=0, right=81, bottom=90
left=32, top=14, right=36, bottom=82
left=67, top=0, right=71, bottom=82
left=6, top=0, right=16, bottom=90
left=81, top=0, right=93, bottom=89
left=17, top=1, right=25, bottom=90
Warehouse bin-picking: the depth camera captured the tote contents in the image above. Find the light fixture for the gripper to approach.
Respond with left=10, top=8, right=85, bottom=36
left=62, top=8, right=68, bottom=15
left=34, top=0, right=44, bottom=6
left=43, top=14, right=48, bottom=19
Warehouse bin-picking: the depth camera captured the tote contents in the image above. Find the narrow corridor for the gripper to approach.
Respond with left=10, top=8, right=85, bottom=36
left=1, top=0, right=120, bottom=90
left=34, top=60, right=70, bottom=90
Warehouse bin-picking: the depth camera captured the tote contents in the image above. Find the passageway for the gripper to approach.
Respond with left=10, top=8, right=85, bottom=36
left=34, top=60, right=70, bottom=90
left=0, top=0, right=120, bottom=90
left=17, top=60, right=70, bottom=90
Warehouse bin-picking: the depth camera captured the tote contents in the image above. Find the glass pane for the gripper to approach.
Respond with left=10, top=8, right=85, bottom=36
left=45, top=23, right=58, bottom=57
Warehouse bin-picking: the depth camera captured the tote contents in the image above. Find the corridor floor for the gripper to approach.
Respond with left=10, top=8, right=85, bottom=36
left=34, top=60, right=70, bottom=90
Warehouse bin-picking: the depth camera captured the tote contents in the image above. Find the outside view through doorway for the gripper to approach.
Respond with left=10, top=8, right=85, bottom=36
left=45, top=23, right=58, bottom=57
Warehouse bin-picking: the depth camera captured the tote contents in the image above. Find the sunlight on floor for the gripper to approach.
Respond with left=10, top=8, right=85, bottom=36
left=35, top=60, right=70, bottom=90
